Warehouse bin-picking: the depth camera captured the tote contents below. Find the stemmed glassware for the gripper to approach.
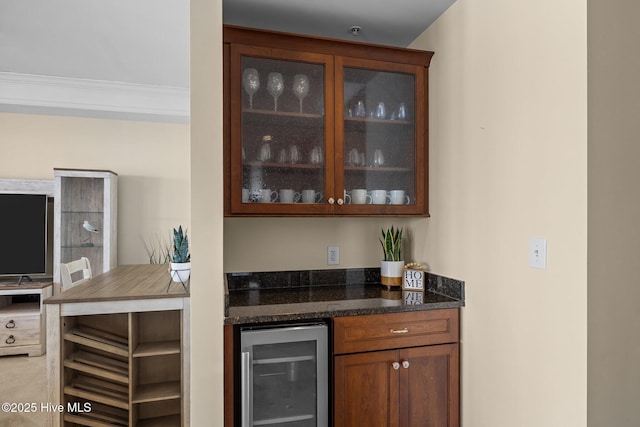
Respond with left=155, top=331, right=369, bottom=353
left=267, top=72, right=284, bottom=111
left=242, top=68, right=260, bottom=109
left=292, top=74, right=309, bottom=113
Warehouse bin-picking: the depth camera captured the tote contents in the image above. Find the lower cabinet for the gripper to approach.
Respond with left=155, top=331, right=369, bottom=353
left=333, top=309, right=460, bottom=427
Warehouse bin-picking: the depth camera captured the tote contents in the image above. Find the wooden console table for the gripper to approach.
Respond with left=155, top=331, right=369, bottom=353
left=45, top=264, right=190, bottom=427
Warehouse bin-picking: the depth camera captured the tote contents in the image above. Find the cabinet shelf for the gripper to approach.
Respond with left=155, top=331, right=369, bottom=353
left=254, top=414, right=315, bottom=426
left=344, top=117, right=412, bottom=126
left=0, top=301, right=39, bottom=315
left=344, top=166, right=412, bottom=173
left=243, top=161, right=323, bottom=170
left=61, top=244, right=104, bottom=249
left=61, top=210, right=105, bottom=214
left=64, top=350, right=129, bottom=384
left=65, top=375, right=129, bottom=410
left=243, top=109, right=324, bottom=120
left=63, top=403, right=128, bottom=427
left=133, top=340, right=181, bottom=357
left=137, top=413, right=182, bottom=427
left=64, top=326, right=129, bottom=357
left=132, top=381, right=181, bottom=404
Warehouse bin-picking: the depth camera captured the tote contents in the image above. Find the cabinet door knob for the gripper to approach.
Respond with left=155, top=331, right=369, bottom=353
left=392, top=362, right=400, bottom=370
left=5, top=320, right=15, bottom=329
left=328, top=197, right=335, bottom=205
left=402, top=360, right=410, bottom=369
left=337, top=198, right=344, bottom=205
left=390, top=328, right=409, bottom=334
left=5, top=335, right=15, bottom=344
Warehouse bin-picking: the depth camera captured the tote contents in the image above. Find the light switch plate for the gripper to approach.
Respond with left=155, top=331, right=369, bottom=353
left=327, top=246, right=339, bottom=265
left=529, top=238, right=547, bottom=269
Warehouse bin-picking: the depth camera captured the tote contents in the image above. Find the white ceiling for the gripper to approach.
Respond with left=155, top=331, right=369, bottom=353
left=0, top=0, right=454, bottom=121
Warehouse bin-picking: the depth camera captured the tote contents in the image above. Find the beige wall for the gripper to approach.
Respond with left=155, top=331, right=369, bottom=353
left=0, top=112, right=190, bottom=265
left=190, top=0, right=224, bottom=424
left=412, top=0, right=588, bottom=425
left=587, top=0, right=640, bottom=425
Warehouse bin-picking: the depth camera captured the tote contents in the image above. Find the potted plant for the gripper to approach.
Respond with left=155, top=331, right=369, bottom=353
left=380, top=226, right=404, bottom=287
left=170, top=226, right=191, bottom=283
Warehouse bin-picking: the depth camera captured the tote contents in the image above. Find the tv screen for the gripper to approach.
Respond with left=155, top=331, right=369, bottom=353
left=0, top=193, right=48, bottom=277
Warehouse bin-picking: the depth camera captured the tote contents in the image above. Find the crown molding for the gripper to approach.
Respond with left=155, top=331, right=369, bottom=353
left=0, top=72, right=189, bottom=123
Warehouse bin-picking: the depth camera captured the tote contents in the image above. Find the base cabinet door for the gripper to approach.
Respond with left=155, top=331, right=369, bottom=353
left=334, top=350, right=399, bottom=427
left=334, top=344, right=459, bottom=427
left=400, top=343, right=459, bottom=427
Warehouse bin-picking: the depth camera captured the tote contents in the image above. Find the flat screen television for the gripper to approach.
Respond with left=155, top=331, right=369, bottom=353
left=0, top=193, right=48, bottom=284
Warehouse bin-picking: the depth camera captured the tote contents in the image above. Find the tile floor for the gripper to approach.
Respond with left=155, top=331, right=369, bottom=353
left=0, top=354, right=47, bottom=426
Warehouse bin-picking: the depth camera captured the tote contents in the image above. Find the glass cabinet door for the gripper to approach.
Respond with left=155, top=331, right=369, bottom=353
left=229, top=45, right=335, bottom=215
left=335, top=58, right=427, bottom=215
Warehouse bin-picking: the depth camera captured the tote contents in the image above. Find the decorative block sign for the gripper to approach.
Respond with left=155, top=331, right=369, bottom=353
left=403, top=290, right=424, bottom=305
left=403, top=266, right=425, bottom=291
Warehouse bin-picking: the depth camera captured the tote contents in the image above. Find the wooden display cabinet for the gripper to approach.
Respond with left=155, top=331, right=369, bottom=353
left=53, top=168, right=117, bottom=290
left=224, top=25, right=433, bottom=216
left=333, top=309, right=460, bottom=427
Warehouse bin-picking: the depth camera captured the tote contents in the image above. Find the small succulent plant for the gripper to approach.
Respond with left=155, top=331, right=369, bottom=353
left=380, top=226, right=403, bottom=262
left=172, top=226, right=191, bottom=263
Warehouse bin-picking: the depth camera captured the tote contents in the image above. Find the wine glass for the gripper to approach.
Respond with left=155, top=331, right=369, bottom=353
left=292, top=74, right=309, bottom=113
left=267, top=72, right=284, bottom=111
left=242, top=68, right=260, bottom=109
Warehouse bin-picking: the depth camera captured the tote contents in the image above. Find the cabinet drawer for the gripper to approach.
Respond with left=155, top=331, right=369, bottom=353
left=0, top=314, right=40, bottom=331
left=0, top=329, right=40, bottom=347
left=333, top=308, right=459, bottom=354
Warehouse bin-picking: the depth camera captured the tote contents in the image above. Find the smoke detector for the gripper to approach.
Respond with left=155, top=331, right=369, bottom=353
left=349, top=26, right=361, bottom=36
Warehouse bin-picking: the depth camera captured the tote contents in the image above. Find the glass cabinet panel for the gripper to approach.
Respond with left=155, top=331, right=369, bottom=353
left=341, top=66, right=417, bottom=209
left=232, top=47, right=334, bottom=214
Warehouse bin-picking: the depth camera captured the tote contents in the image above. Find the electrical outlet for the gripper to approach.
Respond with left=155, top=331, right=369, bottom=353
left=327, top=246, right=340, bottom=265
left=529, top=238, right=547, bottom=269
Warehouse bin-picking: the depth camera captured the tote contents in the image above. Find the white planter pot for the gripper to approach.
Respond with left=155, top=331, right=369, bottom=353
left=380, top=260, right=404, bottom=287
left=170, top=262, right=191, bottom=283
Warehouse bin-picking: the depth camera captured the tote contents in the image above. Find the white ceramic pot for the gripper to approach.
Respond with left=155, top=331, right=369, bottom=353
left=380, top=260, right=404, bottom=287
left=170, top=262, right=191, bottom=283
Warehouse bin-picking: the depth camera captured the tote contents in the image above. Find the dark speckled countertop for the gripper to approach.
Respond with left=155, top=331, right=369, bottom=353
left=224, top=268, right=465, bottom=325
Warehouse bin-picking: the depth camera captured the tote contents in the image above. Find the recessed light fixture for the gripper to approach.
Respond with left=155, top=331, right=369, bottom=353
left=349, top=26, right=361, bottom=36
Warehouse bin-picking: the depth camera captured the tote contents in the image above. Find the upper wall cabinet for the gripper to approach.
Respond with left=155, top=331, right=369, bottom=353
left=224, top=25, right=433, bottom=216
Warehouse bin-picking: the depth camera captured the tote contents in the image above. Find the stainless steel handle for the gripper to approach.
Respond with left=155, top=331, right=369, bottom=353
left=5, top=335, right=15, bottom=344
left=402, top=360, right=410, bottom=369
left=328, top=197, right=335, bottom=205
left=5, top=320, right=15, bottom=329
left=337, top=198, right=344, bottom=205
left=390, top=328, right=409, bottom=334
left=241, top=351, right=250, bottom=427
left=392, top=362, right=400, bottom=370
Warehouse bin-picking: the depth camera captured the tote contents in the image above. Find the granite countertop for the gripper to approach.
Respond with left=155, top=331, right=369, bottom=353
left=224, top=268, right=464, bottom=325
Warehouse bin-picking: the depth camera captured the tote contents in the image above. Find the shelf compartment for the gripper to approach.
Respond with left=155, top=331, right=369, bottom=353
left=133, top=340, right=180, bottom=358
left=132, top=380, right=181, bottom=404
left=137, top=413, right=182, bottom=426
left=65, top=375, right=129, bottom=410
left=64, top=326, right=128, bottom=357
left=64, top=350, right=129, bottom=384
left=0, top=302, right=39, bottom=316
left=254, top=355, right=315, bottom=365
left=63, top=401, right=128, bottom=427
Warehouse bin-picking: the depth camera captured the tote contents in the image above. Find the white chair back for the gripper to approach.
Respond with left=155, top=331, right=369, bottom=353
left=60, top=257, right=93, bottom=290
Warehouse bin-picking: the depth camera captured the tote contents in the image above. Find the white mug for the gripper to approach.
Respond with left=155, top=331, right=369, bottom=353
left=242, top=188, right=250, bottom=203
left=279, top=189, right=301, bottom=203
left=344, top=190, right=351, bottom=204
left=258, top=189, right=278, bottom=203
left=302, top=189, right=323, bottom=204
left=371, top=189, right=389, bottom=205
left=389, top=190, right=411, bottom=205
left=351, top=189, right=371, bottom=204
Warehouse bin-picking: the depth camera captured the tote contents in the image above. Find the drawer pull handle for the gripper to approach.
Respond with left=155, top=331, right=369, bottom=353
left=5, top=320, right=15, bottom=329
left=392, top=362, right=400, bottom=370
left=5, top=335, right=15, bottom=344
left=402, top=360, right=410, bottom=369
left=390, top=328, right=409, bottom=334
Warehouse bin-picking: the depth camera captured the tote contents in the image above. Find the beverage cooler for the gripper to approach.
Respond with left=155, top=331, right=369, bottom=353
left=240, top=322, right=328, bottom=427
